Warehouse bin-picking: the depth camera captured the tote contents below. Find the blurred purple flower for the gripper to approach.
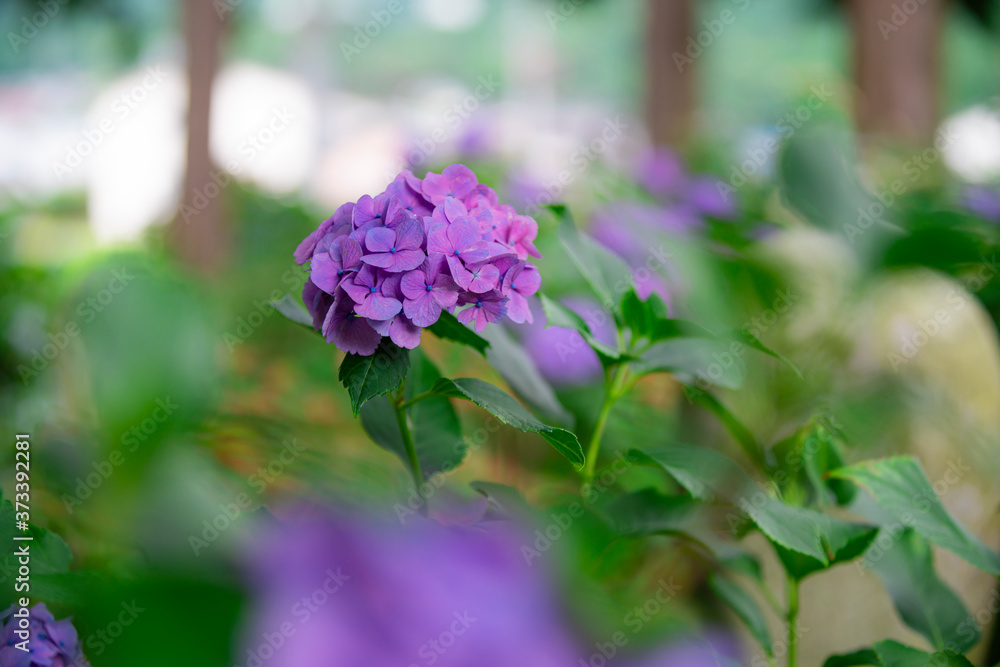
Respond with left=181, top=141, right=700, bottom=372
left=686, top=178, right=737, bottom=219
left=635, top=147, right=686, bottom=196
left=623, top=631, right=741, bottom=667
left=961, top=184, right=1000, bottom=221
left=240, top=512, right=580, bottom=667
left=422, top=163, right=478, bottom=205
left=518, top=297, right=617, bottom=385
left=1, top=604, right=85, bottom=667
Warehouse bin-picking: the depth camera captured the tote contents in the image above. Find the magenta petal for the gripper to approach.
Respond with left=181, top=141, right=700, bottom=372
left=389, top=315, right=422, bottom=349
left=404, top=293, right=442, bottom=327
left=335, top=236, right=363, bottom=270
left=311, top=253, right=343, bottom=294
left=365, top=226, right=395, bottom=253
left=456, top=306, right=479, bottom=329
left=360, top=253, right=397, bottom=269
left=447, top=220, right=482, bottom=252
left=506, top=291, right=532, bottom=324
left=443, top=197, right=469, bottom=221
left=356, top=293, right=402, bottom=320
left=400, top=270, right=428, bottom=301
left=394, top=219, right=424, bottom=250
left=340, top=277, right=370, bottom=304
left=427, top=224, right=452, bottom=255
left=466, top=263, right=500, bottom=293
left=388, top=249, right=426, bottom=272
left=446, top=255, right=473, bottom=289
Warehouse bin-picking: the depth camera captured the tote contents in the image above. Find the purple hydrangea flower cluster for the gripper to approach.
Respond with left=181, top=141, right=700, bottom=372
left=1, top=604, right=85, bottom=667
left=295, top=164, right=542, bottom=355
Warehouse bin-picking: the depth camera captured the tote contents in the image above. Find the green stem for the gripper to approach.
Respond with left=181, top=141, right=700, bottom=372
left=581, top=365, right=628, bottom=485
left=393, top=383, right=424, bottom=509
left=397, top=389, right=435, bottom=411
left=786, top=574, right=799, bottom=667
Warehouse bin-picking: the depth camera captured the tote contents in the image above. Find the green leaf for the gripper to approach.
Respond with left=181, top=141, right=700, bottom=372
left=709, top=573, right=773, bottom=655
left=822, top=649, right=881, bottom=666
left=729, top=327, right=802, bottom=377
left=773, top=510, right=878, bottom=579
left=682, top=385, right=765, bottom=468
left=867, top=529, right=979, bottom=653
left=338, top=338, right=410, bottom=416
left=628, top=446, right=876, bottom=569
left=469, top=481, right=537, bottom=521
left=602, top=488, right=701, bottom=536
left=771, top=420, right=856, bottom=507
left=271, top=294, right=314, bottom=328
left=551, top=206, right=634, bottom=315
left=431, top=378, right=585, bottom=468
left=831, top=457, right=1000, bottom=576
left=621, top=289, right=651, bottom=337
left=632, top=338, right=745, bottom=390
left=872, top=640, right=975, bottom=667
left=426, top=311, right=490, bottom=356
left=359, top=351, right=466, bottom=478
left=479, top=324, right=571, bottom=424
left=539, top=293, right=624, bottom=367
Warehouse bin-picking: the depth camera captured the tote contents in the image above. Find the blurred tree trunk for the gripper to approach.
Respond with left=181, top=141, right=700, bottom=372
left=645, top=0, right=695, bottom=148
left=848, top=0, right=947, bottom=145
left=173, top=0, right=228, bottom=274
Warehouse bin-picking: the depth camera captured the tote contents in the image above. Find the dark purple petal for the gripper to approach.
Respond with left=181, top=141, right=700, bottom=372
left=389, top=314, right=422, bottom=348
left=323, top=295, right=382, bottom=355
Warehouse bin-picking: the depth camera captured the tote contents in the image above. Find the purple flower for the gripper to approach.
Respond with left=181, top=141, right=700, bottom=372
left=294, top=202, right=354, bottom=265
left=518, top=297, right=616, bottom=385
left=310, top=236, right=363, bottom=294
left=422, top=163, right=478, bottom=205
left=686, top=177, right=736, bottom=219
left=1, top=604, right=85, bottom=667
left=352, top=192, right=392, bottom=227
left=239, top=510, right=581, bottom=667
left=361, top=219, right=426, bottom=273
left=295, top=165, right=546, bottom=355
left=635, top=147, right=686, bottom=196
left=400, top=259, right=459, bottom=327
left=385, top=170, right=434, bottom=217
left=322, top=289, right=383, bottom=355
left=501, top=262, right=540, bottom=324
left=961, top=184, right=1000, bottom=221
left=340, top=265, right=403, bottom=321
left=427, top=220, right=490, bottom=288
left=457, top=290, right=508, bottom=332
left=504, top=215, right=542, bottom=259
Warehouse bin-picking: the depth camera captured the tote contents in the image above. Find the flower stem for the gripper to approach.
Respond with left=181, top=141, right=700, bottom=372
left=786, top=574, right=799, bottom=667
left=581, top=365, right=628, bottom=485
left=397, top=389, right=435, bottom=411
left=393, top=382, right=424, bottom=508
